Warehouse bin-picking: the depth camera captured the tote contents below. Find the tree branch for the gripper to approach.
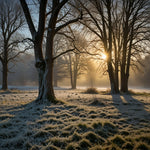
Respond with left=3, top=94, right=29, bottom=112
left=53, top=48, right=75, bottom=60
left=37, top=0, right=47, bottom=39
left=55, top=12, right=83, bottom=33
left=8, top=46, right=31, bottom=62
left=19, top=0, right=36, bottom=39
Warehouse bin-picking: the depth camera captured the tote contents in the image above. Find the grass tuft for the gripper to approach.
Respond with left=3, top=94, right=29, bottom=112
left=84, top=88, right=99, bottom=94
left=112, top=136, right=125, bottom=147
left=72, top=132, right=82, bottom=141
left=90, top=99, right=105, bottom=106
left=85, top=131, right=105, bottom=144
left=51, top=138, right=67, bottom=148
left=134, top=142, right=150, bottom=150
left=89, top=145, right=102, bottom=150
left=103, top=122, right=117, bottom=134
left=79, top=139, right=91, bottom=149
left=122, top=142, right=133, bottom=150
left=92, top=122, right=102, bottom=129
left=97, top=130, right=108, bottom=138
left=120, top=131, right=130, bottom=136
left=78, top=123, right=88, bottom=132
left=136, top=135, right=150, bottom=145
left=66, top=143, right=76, bottom=150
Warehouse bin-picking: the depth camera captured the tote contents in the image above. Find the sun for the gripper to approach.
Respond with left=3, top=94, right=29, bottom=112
left=101, top=53, right=107, bottom=60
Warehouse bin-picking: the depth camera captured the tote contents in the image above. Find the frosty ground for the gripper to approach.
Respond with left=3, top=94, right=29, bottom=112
left=0, top=88, right=150, bottom=150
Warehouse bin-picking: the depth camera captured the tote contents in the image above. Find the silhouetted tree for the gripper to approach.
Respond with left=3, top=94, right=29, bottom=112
left=79, top=0, right=119, bottom=93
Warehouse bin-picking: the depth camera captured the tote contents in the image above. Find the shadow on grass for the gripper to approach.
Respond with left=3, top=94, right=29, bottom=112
left=0, top=100, right=48, bottom=149
left=112, top=94, right=150, bottom=127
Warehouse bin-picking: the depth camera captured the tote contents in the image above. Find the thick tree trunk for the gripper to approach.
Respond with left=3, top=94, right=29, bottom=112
left=42, top=59, right=56, bottom=102
left=34, top=42, right=45, bottom=101
left=42, top=30, right=57, bottom=103
left=2, top=63, right=8, bottom=90
left=35, top=63, right=45, bottom=100
left=107, top=61, right=117, bottom=94
left=107, top=1, right=119, bottom=94
left=121, top=74, right=128, bottom=92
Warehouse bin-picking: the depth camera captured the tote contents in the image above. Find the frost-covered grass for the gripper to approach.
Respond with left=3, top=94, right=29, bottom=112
left=0, top=89, right=150, bottom=150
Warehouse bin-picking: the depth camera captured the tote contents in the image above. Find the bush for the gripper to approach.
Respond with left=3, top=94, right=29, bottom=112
left=85, top=88, right=99, bottom=94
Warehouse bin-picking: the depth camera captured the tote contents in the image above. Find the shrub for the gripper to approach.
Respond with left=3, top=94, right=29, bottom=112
left=85, top=88, right=99, bottom=94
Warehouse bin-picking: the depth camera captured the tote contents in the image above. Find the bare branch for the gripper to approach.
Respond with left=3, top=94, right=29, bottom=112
left=53, top=48, right=75, bottom=60
left=55, top=13, right=82, bottom=33
left=19, top=0, right=36, bottom=38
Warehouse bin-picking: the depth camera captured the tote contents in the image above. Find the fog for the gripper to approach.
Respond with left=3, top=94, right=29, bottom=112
left=0, top=53, right=150, bottom=89
left=0, top=53, right=38, bottom=86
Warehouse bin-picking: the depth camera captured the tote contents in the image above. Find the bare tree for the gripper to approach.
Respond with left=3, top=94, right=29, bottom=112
left=120, top=0, right=150, bottom=92
left=79, top=0, right=119, bottom=93
left=79, top=0, right=150, bottom=93
left=0, top=0, right=27, bottom=90
left=53, top=35, right=69, bottom=87
left=20, top=0, right=82, bottom=103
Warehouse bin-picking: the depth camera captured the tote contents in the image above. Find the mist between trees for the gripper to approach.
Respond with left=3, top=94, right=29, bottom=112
left=0, top=52, right=150, bottom=89
left=0, top=0, right=150, bottom=103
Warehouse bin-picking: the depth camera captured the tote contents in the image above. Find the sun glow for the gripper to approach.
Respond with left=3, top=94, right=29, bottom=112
left=101, top=53, right=107, bottom=60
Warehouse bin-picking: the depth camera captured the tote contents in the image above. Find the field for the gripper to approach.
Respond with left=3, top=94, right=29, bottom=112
left=0, top=88, right=150, bottom=150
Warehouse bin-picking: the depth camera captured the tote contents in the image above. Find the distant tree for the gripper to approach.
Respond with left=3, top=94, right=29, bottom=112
left=63, top=28, right=88, bottom=89
left=53, top=57, right=68, bottom=87
left=20, top=0, right=82, bottom=103
left=136, top=55, right=150, bottom=87
left=0, top=0, right=27, bottom=90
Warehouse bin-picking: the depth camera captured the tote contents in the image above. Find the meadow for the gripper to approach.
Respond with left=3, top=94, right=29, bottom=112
left=0, top=88, right=150, bottom=150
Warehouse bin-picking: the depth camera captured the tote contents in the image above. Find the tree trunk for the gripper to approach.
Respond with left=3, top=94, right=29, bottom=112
left=34, top=42, right=45, bottom=101
left=42, top=59, right=56, bottom=102
left=72, top=62, right=77, bottom=89
left=2, top=62, right=8, bottom=90
left=36, top=64, right=45, bottom=100
left=115, top=61, right=119, bottom=93
left=121, top=74, right=128, bottom=92
left=107, top=61, right=117, bottom=94
left=42, top=31, right=57, bottom=103
left=72, top=75, right=77, bottom=89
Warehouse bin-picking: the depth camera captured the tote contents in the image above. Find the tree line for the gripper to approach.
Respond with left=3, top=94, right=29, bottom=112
left=0, top=0, right=149, bottom=103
